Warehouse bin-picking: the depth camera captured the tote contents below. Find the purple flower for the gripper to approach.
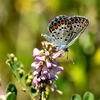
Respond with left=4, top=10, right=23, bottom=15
left=0, top=95, right=6, bottom=100
left=45, top=51, right=50, bottom=56
left=31, top=62, right=40, bottom=69
left=46, top=59, right=51, bottom=68
left=52, top=52, right=62, bottom=59
left=33, top=48, right=42, bottom=57
left=41, top=74, right=47, bottom=80
left=31, top=41, right=64, bottom=93
left=52, top=60, right=59, bottom=66
left=35, top=56, right=45, bottom=61
left=33, top=77, right=38, bottom=86
left=34, top=67, right=41, bottom=76
left=52, top=66, right=64, bottom=74
left=42, top=65, right=48, bottom=74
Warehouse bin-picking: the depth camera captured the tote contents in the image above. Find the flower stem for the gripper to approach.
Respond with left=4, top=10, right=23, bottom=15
left=17, top=78, right=34, bottom=100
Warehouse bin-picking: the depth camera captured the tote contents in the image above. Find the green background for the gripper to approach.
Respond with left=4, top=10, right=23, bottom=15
left=0, top=0, right=100, bottom=100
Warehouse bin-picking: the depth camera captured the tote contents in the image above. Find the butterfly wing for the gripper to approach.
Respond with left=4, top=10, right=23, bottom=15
left=42, top=15, right=89, bottom=50
left=47, top=15, right=73, bottom=47
left=66, top=16, right=90, bottom=47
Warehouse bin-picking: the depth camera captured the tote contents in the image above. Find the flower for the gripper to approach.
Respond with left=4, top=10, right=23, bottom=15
left=0, top=95, right=6, bottom=100
left=31, top=41, right=64, bottom=95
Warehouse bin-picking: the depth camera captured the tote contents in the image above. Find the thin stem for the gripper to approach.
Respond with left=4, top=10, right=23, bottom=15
left=17, top=77, right=34, bottom=100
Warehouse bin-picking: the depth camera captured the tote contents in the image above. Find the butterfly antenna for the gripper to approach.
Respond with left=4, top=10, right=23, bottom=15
left=69, top=50, right=74, bottom=64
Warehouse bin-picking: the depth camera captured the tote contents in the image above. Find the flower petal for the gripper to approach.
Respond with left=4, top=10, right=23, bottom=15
left=46, top=59, right=51, bottom=68
left=52, top=60, right=59, bottom=66
left=33, top=48, right=41, bottom=57
left=52, top=52, right=62, bottom=59
left=55, top=48, right=59, bottom=52
left=52, top=66, right=64, bottom=74
left=35, top=56, right=45, bottom=61
left=33, top=77, right=38, bottom=86
left=54, top=75, right=58, bottom=81
left=45, top=51, right=50, bottom=56
left=41, top=74, right=47, bottom=80
left=42, top=65, right=48, bottom=74
left=34, top=67, right=41, bottom=76
left=31, top=62, right=40, bottom=69
left=47, top=70, right=55, bottom=79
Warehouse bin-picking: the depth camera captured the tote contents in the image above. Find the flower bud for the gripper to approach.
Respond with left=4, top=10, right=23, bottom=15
left=26, top=79, right=31, bottom=84
left=10, top=53, right=15, bottom=58
left=28, top=75, right=33, bottom=80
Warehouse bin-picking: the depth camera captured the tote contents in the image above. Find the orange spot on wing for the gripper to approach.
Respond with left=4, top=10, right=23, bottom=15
left=71, top=21, right=74, bottom=23
left=61, top=20, right=65, bottom=24
left=70, top=26, right=72, bottom=30
left=57, top=21, right=61, bottom=26
left=67, top=24, right=71, bottom=27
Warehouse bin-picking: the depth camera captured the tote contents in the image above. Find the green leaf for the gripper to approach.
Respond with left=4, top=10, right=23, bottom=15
left=71, top=94, right=81, bottom=100
left=6, top=92, right=17, bottom=100
left=6, top=83, right=17, bottom=95
left=16, top=68, right=24, bottom=79
left=17, top=62, right=24, bottom=69
left=29, top=71, right=33, bottom=76
left=31, top=86, right=37, bottom=95
left=7, top=54, right=16, bottom=75
left=83, top=92, right=95, bottom=100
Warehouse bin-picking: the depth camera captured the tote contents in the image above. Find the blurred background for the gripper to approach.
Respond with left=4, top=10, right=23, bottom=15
left=0, top=0, right=100, bottom=100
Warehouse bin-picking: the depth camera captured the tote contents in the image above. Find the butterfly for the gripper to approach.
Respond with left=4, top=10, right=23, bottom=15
left=41, top=15, right=90, bottom=52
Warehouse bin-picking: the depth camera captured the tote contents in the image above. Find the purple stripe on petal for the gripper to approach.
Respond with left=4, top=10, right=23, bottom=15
left=33, top=48, right=41, bottom=57
left=52, top=52, right=62, bottom=59
left=42, top=65, right=48, bottom=74
left=52, top=60, right=59, bottom=66
left=35, top=56, right=45, bottom=61
left=41, top=74, right=47, bottom=80
left=34, top=67, right=41, bottom=76
left=46, top=59, right=51, bottom=68
left=33, top=77, right=38, bottom=86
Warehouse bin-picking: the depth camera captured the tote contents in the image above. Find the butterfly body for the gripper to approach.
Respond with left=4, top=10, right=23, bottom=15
left=41, top=15, right=90, bottom=52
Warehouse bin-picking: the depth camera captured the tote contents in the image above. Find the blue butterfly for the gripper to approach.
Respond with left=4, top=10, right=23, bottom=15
left=41, top=15, right=90, bottom=52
